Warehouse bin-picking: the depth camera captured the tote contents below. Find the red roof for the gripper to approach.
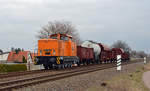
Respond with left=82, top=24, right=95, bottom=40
left=7, top=51, right=30, bottom=63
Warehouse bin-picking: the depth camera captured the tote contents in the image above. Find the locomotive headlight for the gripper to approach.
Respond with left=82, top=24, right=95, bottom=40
left=34, top=58, right=38, bottom=65
left=53, top=49, right=56, bottom=55
left=40, top=50, right=42, bottom=56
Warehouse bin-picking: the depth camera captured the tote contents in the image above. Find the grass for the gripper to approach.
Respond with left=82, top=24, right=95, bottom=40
left=0, top=64, right=27, bottom=73
left=130, top=58, right=144, bottom=62
left=87, top=62, right=150, bottom=91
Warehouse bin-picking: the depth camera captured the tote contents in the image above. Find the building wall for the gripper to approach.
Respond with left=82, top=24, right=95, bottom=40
left=27, top=53, right=32, bottom=63
left=0, top=53, right=9, bottom=63
left=26, top=52, right=33, bottom=70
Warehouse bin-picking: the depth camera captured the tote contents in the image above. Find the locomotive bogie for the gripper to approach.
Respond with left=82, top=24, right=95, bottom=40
left=36, top=56, right=79, bottom=69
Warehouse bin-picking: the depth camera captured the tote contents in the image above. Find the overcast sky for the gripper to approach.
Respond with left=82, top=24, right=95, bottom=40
left=0, top=0, right=150, bottom=53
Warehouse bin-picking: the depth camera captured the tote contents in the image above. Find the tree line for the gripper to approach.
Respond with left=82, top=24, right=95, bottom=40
left=111, top=40, right=148, bottom=58
left=11, top=47, right=24, bottom=54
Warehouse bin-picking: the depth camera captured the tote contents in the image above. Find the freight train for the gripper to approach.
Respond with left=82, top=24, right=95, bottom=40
left=35, top=33, right=130, bottom=69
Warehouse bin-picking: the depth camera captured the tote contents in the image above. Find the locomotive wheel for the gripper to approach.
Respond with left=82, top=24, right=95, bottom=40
left=52, top=64, right=55, bottom=69
left=97, top=61, right=100, bottom=64
left=67, top=64, right=70, bottom=67
left=61, top=64, right=65, bottom=69
left=68, top=64, right=71, bottom=68
left=70, top=64, right=72, bottom=68
left=99, top=61, right=102, bottom=64
left=110, top=60, right=112, bottom=63
left=86, top=61, right=89, bottom=65
left=64, top=64, right=68, bottom=68
left=77, top=62, right=80, bottom=67
left=68, top=64, right=72, bottom=68
left=53, top=65, right=59, bottom=69
left=58, top=65, right=61, bottom=69
left=43, top=64, right=48, bottom=70
left=48, top=64, right=52, bottom=69
left=96, top=60, right=99, bottom=64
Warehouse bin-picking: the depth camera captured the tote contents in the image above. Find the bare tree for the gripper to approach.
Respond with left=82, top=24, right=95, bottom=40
left=11, top=47, right=23, bottom=53
left=37, top=20, right=81, bottom=45
left=11, top=47, right=15, bottom=52
left=130, top=50, right=137, bottom=58
left=136, top=51, right=147, bottom=58
left=111, top=40, right=131, bottom=53
left=148, top=54, right=150, bottom=58
left=130, top=50, right=148, bottom=58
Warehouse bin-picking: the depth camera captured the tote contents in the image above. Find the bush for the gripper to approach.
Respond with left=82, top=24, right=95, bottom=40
left=0, top=64, right=27, bottom=73
left=0, top=64, right=7, bottom=73
left=23, top=56, right=27, bottom=63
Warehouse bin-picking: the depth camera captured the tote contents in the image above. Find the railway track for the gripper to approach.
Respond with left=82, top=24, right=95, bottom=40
left=0, top=60, right=141, bottom=91
left=0, top=70, right=51, bottom=79
left=0, top=59, right=144, bottom=79
left=0, top=63, right=103, bottom=79
left=0, top=62, right=122, bottom=79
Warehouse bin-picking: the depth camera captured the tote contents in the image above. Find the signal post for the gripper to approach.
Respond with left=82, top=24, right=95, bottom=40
left=117, top=55, right=121, bottom=71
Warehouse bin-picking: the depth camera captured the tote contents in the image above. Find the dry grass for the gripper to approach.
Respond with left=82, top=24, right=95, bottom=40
left=87, top=62, right=150, bottom=91
left=144, top=62, right=150, bottom=71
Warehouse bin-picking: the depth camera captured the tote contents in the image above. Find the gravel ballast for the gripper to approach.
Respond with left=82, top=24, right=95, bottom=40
left=14, top=62, right=144, bottom=91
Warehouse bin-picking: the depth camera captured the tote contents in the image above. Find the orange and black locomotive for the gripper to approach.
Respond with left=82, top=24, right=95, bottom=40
left=36, top=33, right=79, bottom=69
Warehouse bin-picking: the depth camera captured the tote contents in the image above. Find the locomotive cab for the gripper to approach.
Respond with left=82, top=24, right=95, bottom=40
left=36, top=33, right=79, bottom=69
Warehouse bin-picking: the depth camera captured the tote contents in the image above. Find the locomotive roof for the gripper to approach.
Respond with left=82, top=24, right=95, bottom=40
left=50, top=33, right=72, bottom=38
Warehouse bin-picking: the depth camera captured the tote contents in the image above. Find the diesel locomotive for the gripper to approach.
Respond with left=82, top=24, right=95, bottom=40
left=36, top=33, right=79, bottom=69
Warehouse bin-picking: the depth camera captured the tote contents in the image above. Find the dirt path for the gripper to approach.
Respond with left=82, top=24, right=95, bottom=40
left=143, top=71, right=150, bottom=89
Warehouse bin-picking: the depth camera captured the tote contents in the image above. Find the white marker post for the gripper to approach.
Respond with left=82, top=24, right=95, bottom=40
left=117, top=55, right=121, bottom=71
left=144, top=57, right=147, bottom=64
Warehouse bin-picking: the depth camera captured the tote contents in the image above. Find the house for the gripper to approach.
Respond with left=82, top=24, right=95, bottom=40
left=0, top=52, right=9, bottom=63
left=7, top=51, right=33, bottom=63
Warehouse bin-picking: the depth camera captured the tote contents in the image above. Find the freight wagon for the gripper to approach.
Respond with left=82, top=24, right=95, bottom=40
left=81, top=41, right=113, bottom=63
left=98, top=43, right=112, bottom=63
left=111, top=48, right=130, bottom=62
left=77, top=46, right=94, bottom=66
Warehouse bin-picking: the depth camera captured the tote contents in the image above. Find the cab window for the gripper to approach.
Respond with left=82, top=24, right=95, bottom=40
left=64, top=37, right=68, bottom=41
left=51, top=36, right=57, bottom=39
left=60, top=36, right=65, bottom=40
left=60, top=36, right=69, bottom=41
left=50, top=35, right=57, bottom=39
left=70, top=37, right=72, bottom=41
left=44, top=49, right=51, bottom=55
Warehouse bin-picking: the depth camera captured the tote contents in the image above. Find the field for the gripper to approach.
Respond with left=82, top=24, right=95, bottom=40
left=87, top=62, right=150, bottom=91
